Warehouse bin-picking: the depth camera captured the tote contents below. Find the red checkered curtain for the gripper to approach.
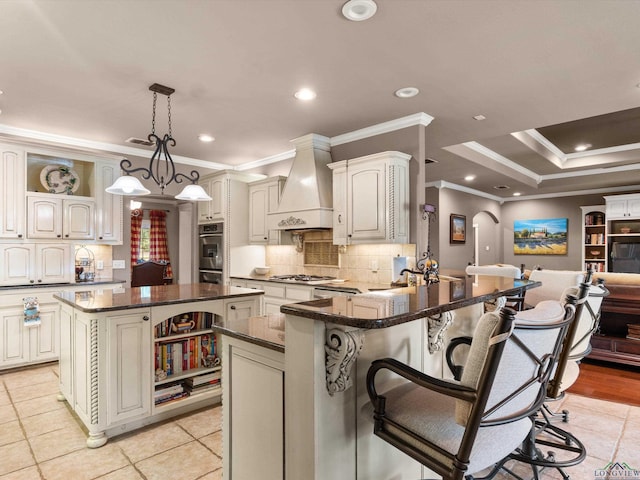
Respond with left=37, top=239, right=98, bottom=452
left=149, top=210, right=173, bottom=279
left=130, top=209, right=142, bottom=269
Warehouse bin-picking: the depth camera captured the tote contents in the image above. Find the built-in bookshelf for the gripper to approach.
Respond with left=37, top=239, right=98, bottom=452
left=581, top=206, right=607, bottom=273
left=153, top=311, right=221, bottom=409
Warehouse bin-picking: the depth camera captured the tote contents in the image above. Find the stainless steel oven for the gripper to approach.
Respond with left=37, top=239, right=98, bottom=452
left=199, top=223, right=223, bottom=283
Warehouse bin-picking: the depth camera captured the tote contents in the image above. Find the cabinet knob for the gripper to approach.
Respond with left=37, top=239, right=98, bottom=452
left=230, top=305, right=236, bottom=310
left=338, top=214, right=342, bottom=223
left=264, top=237, right=268, bottom=240
left=57, top=234, right=62, bottom=238
left=65, top=234, right=69, bottom=238
left=143, top=315, right=150, bottom=321
left=99, top=236, right=103, bottom=240
left=17, top=234, right=22, bottom=238
left=37, top=279, right=42, bottom=283
left=30, top=280, right=35, bottom=283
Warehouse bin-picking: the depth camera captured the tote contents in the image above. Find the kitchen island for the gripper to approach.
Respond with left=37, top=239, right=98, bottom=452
left=221, top=274, right=539, bottom=480
left=54, top=283, right=262, bottom=447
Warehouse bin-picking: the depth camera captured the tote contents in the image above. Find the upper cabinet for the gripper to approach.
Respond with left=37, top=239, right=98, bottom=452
left=0, top=145, right=123, bottom=245
left=94, top=161, right=123, bottom=243
left=605, top=193, right=640, bottom=220
left=198, top=175, right=226, bottom=223
left=0, top=144, right=26, bottom=239
left=27, top=194, right=95, bottom=240
left=248, top=176, right=287, bottom=245
left=0, top=243, right=73, bottom=285
left=328, top=151, right=411, bottom=245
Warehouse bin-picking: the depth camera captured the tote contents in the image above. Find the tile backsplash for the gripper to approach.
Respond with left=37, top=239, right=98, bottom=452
left=265, top=231, right=416, bottom=284
left=74, top=244, right=113, bottom=281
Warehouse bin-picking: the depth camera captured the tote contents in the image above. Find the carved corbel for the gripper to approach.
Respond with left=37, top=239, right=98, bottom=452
left=427, top=310, right=455, bottom=354
left=325, top=326, right=364, bottom=395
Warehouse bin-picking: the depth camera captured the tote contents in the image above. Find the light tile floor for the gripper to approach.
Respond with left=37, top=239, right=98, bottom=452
left=1, top=363, right=639, bottom=479
left=0, top=363, right=222, bottom=480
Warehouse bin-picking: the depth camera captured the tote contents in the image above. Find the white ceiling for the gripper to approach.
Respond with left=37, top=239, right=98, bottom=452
left=2, top=0, right=640, bottom=200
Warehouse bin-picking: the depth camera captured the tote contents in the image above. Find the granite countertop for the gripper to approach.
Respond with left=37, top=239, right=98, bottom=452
left=54, top=283, right=263, bottom=313
left=281, top=276, right=540, bottom=329
left=214, top=314, right=285, bottom=353
left=231, top=275, right=394, bottom=294
left=0, top=279, right=125, bottom=291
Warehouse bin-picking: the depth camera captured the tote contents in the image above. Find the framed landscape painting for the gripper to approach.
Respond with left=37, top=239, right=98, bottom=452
left=450, top=214, right=466, bottom=244
left=514, top=218, right=568, bottom=255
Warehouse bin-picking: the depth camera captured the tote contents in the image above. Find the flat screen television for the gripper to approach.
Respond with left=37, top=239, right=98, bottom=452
left=610, top=241, right=640, bottom=273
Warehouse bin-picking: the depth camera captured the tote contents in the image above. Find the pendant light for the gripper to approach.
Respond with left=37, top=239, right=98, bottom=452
left=105, top=83, right=212, bottom=201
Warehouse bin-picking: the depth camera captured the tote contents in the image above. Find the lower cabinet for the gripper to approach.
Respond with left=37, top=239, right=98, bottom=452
left=0, top=299, right=59, bottom=369
left=222, top=335, right=284, bottom=480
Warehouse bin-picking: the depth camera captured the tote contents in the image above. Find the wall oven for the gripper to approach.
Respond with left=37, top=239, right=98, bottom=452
left=199, top=223, right=223, bottom=284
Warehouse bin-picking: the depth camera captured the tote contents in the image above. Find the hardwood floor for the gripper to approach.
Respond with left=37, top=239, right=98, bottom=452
left=568, top=359, right=640, bottom=406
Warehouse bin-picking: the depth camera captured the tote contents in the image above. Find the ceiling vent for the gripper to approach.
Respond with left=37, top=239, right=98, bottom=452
left=125, top=137, right=154, bottom=147
left=425, top=157, right=438, bottom=164
left=493, top=185, right=511, bottom=190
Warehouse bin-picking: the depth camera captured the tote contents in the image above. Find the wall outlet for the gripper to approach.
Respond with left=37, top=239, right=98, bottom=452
left=96, top=260, right=104, bottom=270
left=113, top=260, right=126, bottom=269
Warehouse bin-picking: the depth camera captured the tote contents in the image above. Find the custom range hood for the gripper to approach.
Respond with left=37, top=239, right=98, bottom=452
left=268, top=133, right=333, bottom=230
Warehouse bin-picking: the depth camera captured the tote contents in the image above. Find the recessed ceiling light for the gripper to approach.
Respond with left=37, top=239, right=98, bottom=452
left=198, top=134, right=215, bottom=142
left=473, top=114, right=486, bottom=121
left=294, top=88, right=317, bottom=101
left=0, top=90, right=3, bottom=95
left=574, top=143, right=592, bottom=152
left=342, top=0, right=377, bottom=21
left=464, top=175, right=476, bottom=181
left=394, top=87, right=419, bottom=98
left=513, top=192, right=521, bottom=197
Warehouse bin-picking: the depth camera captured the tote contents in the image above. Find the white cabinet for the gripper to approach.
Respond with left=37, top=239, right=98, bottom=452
left=0, top=299, right=59, bottom=369
left=107, top=310, right=151, bottom=425
left=27, top=194, right=95, bottom=240
left=239, top=279, right=313, bottom=316
left=605, top=194, right=640, bottom=219
left=0, top=145, right=26, bottom=239
left=0, top=243, right=72, bottom=285
left=328, top=151, right=411, bottom=245
left=249, top=176, right=287, bottom=244
left=222, top=335, right=285, bottom=480
left=225, top=296, right=260, bottom=321
left=94, top=161, right=123, bottom=243
left=198, top=176, right=225, bottom=223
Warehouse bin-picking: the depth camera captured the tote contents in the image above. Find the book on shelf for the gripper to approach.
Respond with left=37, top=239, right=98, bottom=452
left=185, top=370, right=221, bottom=387
left=184, top=382, right=220, bottom=395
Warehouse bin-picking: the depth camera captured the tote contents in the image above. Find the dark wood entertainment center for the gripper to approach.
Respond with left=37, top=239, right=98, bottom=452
left=589, top=284, right=640, bottom=367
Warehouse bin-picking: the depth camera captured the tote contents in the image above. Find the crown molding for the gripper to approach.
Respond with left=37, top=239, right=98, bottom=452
left=330, top=112, right=434, bottom=146
left=0, top=123, right=226, bottom=170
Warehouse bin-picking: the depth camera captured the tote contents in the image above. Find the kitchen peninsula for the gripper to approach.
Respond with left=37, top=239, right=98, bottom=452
left=54, top=283, right=262, bottom=447
left=223, top=273, right=540, bottom=480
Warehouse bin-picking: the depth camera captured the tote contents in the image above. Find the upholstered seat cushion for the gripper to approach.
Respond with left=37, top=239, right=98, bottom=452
left=380, top=382, right=532, bottom=474
left=525, top=270, right=583, bottom=307
left=465, top=264, right=522, bottom=279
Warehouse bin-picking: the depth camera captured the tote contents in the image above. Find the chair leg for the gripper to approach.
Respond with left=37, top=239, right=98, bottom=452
left=541, top=401, right=570, bottom=424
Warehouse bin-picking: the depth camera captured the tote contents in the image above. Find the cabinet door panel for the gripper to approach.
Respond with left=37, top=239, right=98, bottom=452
left=28, top=197, right=62, bottom=239
left=37, top=245, right=70, bottom=283
left=96, top=162, right=122, bottom=242
left=629, top=198, right=640, bottom=217
left=30, top=306, right=58, bottom=362
left=107, top=312, right=150, bottom=424
left=64, top=200, right=94, bottom=240
left=249, top=187, right=268, bottom=242
left=0, top=147, right=26, bottom=239
left=1, top=309, right=28, bottom=367
left=349, top=168, right=385, bottom=240
left=1, top=245, right=35, bottom=285
left=58, top=305, right=74, bottom=402
left=230, top=350, right=284, bottom=480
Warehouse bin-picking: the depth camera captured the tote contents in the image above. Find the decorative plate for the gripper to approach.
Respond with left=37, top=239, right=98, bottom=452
left=40, top=165, right=80, bottom=194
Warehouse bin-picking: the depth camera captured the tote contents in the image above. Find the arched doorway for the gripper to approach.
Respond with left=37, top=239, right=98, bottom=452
left=471, top=211, right=499, bottom=266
